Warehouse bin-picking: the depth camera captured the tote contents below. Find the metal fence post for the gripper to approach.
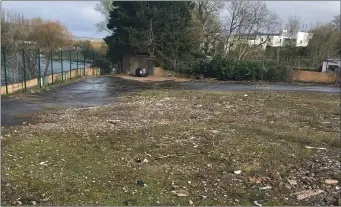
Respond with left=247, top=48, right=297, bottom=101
left=93, top=50, right=96, bottom=75
left=60, top=50, right=63, bottom=82
left=50, top=50, right=54, bottom=84
left=76, top=50, right=79, bottom=76
left=92, top=50, right=95, bottom=65
left=69, top=50, right=72, bottom=79
left=38, top=49, right=41, bottom=88
left=22, top=49, right=27, bottom=92
left=83, top=53, right=86, bottom=76
left=2, top=46, right=9, bottom=95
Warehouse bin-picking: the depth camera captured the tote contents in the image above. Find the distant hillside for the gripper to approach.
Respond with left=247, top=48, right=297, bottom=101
left=73, top=36, right=104, bottom=42
left=72, top=36, right=106, bottom=49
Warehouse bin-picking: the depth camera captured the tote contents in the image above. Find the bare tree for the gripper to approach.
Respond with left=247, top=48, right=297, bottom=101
left=222, top=1, right=281, bottom=59
left=30, top=20, right=73, bottom=76
left=74, top=40, right=95, bottom=60
left=222, top=1, right=250, bottom=57
left=285, top=15, right=301, bottom=46
left=1, top=9, right=37, bottom=81
left=308, top=23, right=341, bottom=67
left=332, top=15, right=340, bottom=31
left=193, top=1, right=225, bottom=55
left=1, top=9, right=73, bottom=82
left=236, top=3, right=282, bottom=60
left=94, top=0, right=114, bottom=32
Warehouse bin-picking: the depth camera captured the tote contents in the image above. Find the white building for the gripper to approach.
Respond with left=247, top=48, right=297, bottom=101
left=247, top=30, right=313, bottom=49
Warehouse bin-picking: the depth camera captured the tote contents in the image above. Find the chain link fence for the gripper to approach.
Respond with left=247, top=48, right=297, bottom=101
left=1, top=46, right=97, bottom=95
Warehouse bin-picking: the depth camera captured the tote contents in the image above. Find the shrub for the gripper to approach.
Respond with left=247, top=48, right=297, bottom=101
left=196, top=56, right=265, bottom=81
left=263, top=62, right=292, bottom=82
left=187, top=56, right=291, bottom=82
left=93, top=59, right=112, bottom=74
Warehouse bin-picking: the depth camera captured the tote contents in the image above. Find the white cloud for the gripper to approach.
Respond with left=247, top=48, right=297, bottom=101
left=220, top=1, right=339, bottom=30
left=266, top=1, right=339, bottom=27
left=3, top=1, right=340, bottom=38
left=2, top=1, right=107, bottom=38
left=80, top=5, right=104, bottom=24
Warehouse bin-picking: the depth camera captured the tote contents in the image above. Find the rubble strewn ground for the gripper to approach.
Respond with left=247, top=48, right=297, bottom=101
left=1, top=88, right=340, bottom=206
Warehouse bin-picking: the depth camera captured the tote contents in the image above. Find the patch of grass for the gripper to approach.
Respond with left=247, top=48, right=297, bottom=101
left=1, top=89, right=340, bottom=206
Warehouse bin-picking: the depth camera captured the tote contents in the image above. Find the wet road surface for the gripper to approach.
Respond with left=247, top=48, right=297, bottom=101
left=2, top=76, right=340, bottom=126
left=179, top=81, right=341, bottom=93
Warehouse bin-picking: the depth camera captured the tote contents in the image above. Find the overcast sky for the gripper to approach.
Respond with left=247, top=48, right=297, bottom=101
left=2, top=1, right=340, bottom=39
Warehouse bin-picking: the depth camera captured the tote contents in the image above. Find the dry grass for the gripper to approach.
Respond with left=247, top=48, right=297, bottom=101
left=1, top=89, right=340, bottom=206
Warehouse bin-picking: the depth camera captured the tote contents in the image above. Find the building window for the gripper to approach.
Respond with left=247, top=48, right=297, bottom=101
left=300, top=40, right=303, bottom=44
left=280, top=39, right=282, bottom=43
left=261, top=38, right=264, bottom=41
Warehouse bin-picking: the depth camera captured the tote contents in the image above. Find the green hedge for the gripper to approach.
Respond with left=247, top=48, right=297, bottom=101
left=191, top=56, right=291, bottom=82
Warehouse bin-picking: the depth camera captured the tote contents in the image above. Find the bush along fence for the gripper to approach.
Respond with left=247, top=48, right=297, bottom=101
left=1, top=47, right=100, bottom=95
left=174, top=56, right=292, bottom=82
left=172, top=56, right=339, bottom=84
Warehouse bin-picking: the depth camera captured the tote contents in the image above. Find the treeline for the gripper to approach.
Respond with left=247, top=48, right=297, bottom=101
left=102, top=1, right=340, bottom=81
left=104, top=2, right=201, bottom=71
left=1, top=9, right=107, bottom=81
left=1, top=9, right=73, bottom=79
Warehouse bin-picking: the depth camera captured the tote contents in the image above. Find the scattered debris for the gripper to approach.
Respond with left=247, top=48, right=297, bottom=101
left=288, top=179, right=298, bottom=186
left=284, top=183, right=292, bottom=189
left=156, top=154, right=182, bottom=160
left=293, top=189, right=324, bottom=200
left=137, top=179, right=146, bottom=187
left=243, top=94, right=248, bottom=97
left=31, top=201, right=37, bottom=205
left=258, top=186, right=272, bottom=191
left=325, top=179, right=338, bottom=185
left=270, top=171, right=281, bottom=181
left=305, top=146, right=327, bottom=150
left=210, top=130, right=220, bottom=134
left=171, top=189, right=189, bottom=197
left=254, top=200, right=262, bottom=206
left=41, top=197, right=50, bottom=202
left=188, top=200, right=193, bottom=205
left=14, top=200, right=22, bottom=205
left=248, top=177, right=262, bottom=183
left=2, top=87, right=340, bottom=206
left=108, top=120, right=120, bottom=124
left=234, top=170, right=242, bottom=175
left=39, top=161, right=48, bottom=166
